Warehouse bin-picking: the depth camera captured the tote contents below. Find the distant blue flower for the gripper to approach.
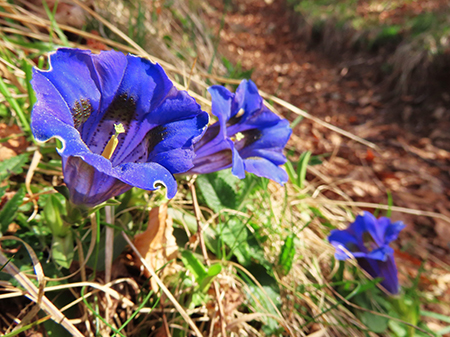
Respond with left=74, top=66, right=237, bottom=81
left=31, top=48, right=208, bottom=207
left=188, top=80, right=292, bottom=184
left=328, top=212, right=405, bottom=294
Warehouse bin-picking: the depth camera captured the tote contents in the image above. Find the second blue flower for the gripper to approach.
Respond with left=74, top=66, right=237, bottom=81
left=189, top=80, right=292, bottom=184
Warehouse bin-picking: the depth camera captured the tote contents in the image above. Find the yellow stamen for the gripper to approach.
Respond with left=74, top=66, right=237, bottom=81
left=101, top=123, right=125, bottom=160
left=235, top=132, right=245, bottom=141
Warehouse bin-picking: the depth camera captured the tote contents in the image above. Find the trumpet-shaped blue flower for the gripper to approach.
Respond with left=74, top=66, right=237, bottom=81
left=31, top=48, right=208, bottom=207
left=188, top=80, right=291, bottom=184
left=328, top=211, right=405, bottom=294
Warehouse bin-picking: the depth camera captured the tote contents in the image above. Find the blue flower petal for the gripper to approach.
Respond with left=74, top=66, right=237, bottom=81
left=329, top=229, right=361, bottom=260
left=31, top=73, right=75, bottom=139
left=243, top=157, right=288, bottom=185
left=230, top=143, right=246, bottom=179
left=85, top=54, right=174, bottom=160
left=62, top=154, right=177, bottom=207
left=190, top=149, right=233, bottom=174
left=80, top=50, right=127, bottom=142
left=364, top=212, right=390, bottom=246
left=116, top=161, right=177, bottom=199
left=233, top=80, right=263, bottom=121
left=378, top=258, right=401, bottom=294
left=328, top=229, right=360, bottom=247
left=62, top=156, right=131, bottom=207
left=237, top=119, right=291, bottom=165
left=33, top=49, right=101, bottom=126
left=384, top=220, right=406, bottom=244
left=366, top=246, right=394, bottom=261
left=208, top=85, right=233, bottom=135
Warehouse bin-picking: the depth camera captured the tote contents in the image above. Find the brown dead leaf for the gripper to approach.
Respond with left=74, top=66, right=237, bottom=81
left=0, top=123, right=28, bottom=161
left=133, top=203, right=178, bottom=291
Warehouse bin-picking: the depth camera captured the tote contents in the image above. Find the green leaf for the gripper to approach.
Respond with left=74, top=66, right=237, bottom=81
left=196, top=175, right=223, bottom=213
left=0, top=77, right=30, bottom=133
left=220, top=218, right=251, bottom=265
left=296, top=150, right=311, bottom=188
left=51, top=231, right=74, bottom=269
left=0, top=187, right=26, bottom=233
left=180, top=250, right=222, bottom=294
left=284, top=160, right=297, bottom=183
left=278, top=234, right=295, bottom=276
left=43, top=194, right=68, bottom=236
left=180, top=250, right=207, bottom=282
left=240, top=263, right=282, bottom=335
left=22, top=59, right=36, bottom=112
left=199, top=263, right=222, bottom=293
left=353, top=289, right=390, bottom=333
left=53, top=185, right=70, bottom=201
left=361, top=310, right=389, bottom=333
left=196, top=170, right=238, bottom=212
left=290, top=115, right=303, bottom=128
left=0, top=186, right=7, bottom=199
left=0, top=154, right=29, bottom=181
left=421, top=310, right=450, bottom=324
left=387, top=190, right=393, bottom=217
left=169, top=208, right=217, bottom=254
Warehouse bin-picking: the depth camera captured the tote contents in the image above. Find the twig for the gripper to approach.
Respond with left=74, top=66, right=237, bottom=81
left=122, top=231, right=204, bottom=336
left=104, top=205, right=115, bottom=334
left=25, top=150, right=42, bottom=221
left=104, top=205, right=114, bottom=283
left=308, top=199, right=450, bottom=224
left=186, top=57, right=198, bottom=91
left=189, top=180, right=227, bottom=337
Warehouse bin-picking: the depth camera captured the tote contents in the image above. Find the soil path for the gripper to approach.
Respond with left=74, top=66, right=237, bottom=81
left=203, top=0, right=450, bottom=307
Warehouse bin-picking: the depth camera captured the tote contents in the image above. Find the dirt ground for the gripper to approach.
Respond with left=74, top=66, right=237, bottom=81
left=203, top=0, right=450, bottom=314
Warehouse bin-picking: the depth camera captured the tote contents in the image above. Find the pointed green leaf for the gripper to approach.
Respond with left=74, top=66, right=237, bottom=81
left=0, top=186, right=7, bottom=199
left=0, top=154, right=29, bottom=181
left=43, top=194, right=67, bottom=236
left=0, top=186, right=26, bottom=233
left=196, top=174, right=222, bottom=213
left=278, top=234, right=295, bottom=276
left=199, top=263, right=222, bottom=293
left=284, top=160, right=297, bottom=184
left=180, top=250, right=207, bottom=282
left=51, top=231, right=74, bottom=269
left=296, top=151, right=311, bottom=188
left=196, top=169, right=239, bottom=212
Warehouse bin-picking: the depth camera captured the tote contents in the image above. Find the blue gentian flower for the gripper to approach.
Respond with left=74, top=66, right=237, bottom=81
left=188, top=80, right=292, bottom=184
left=31, top=48, right=208, bottom=207
left=328, top=211, right=405, bottom=294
